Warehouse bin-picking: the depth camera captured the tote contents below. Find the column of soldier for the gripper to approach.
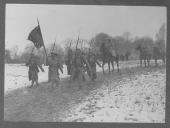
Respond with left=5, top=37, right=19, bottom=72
left=26, top=48, right=101, bottom=88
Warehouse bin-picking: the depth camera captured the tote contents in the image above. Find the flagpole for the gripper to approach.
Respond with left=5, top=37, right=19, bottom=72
left=37, top=18, right=48, bottom=65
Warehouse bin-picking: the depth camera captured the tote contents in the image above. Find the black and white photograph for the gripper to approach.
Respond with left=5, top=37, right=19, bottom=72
left=4, top=4, right=166, bottom=122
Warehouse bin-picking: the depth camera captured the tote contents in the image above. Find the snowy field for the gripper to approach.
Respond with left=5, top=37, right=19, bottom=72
left=59, top=67, right=165, bottom=122
left=4, top=60, right=165, bottom=122
left=4, top=61, right=128, bottom=93
left=4, top=60, right=162, bottom=94
left=5, top=64, right=69, bottom=94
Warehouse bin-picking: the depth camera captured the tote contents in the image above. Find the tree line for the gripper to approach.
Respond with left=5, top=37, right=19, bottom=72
left=5, top=24, right=166, bottom=64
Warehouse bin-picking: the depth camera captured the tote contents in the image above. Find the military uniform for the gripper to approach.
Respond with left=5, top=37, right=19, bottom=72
left=47, top=52, right=63, bottom=87
left=65, top=49, right=73, bottom=75
left=87, top=52, right=101, bottom=81
left=71, top=49, right=86, bottom=81
left=47, top=55, right=52, bottom=82
left=48, top=66, right=51, bottom=82
left=26, top=54, right=44, bottom=87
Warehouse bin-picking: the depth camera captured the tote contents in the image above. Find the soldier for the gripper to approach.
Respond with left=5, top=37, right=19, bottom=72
left=87, top=51, right=101, bottom=81
left=47, top=54, right=52, bottom=82
left=71, top=49, right=86, bottom=81
left=47, top=52, right=63, bottom=88
left=65, top=49, right=73, bottom=75
left=26, top=53, right=44, bottom=88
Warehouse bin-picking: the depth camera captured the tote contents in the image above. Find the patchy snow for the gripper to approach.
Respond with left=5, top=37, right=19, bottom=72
left=4, top=60, right=165, bottom=122
left=60, top=67, right=165, bottom=122
left=5, top=64, right=69, bottom=94
left=4, top=60, right=162, bottom=94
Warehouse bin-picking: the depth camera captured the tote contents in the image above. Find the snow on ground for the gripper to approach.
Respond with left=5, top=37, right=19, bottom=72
left=4, top=60, right=162, bottom=94
left=59, top=67, right=165, bottom=122
left=5, top=64, right=69, bottom=94
left=4, top=60, right=165, bottom=122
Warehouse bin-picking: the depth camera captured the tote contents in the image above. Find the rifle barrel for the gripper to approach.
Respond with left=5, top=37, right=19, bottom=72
left=69, top=40, right=72, bottom=48
left=76, top=36, right=79, bottom=49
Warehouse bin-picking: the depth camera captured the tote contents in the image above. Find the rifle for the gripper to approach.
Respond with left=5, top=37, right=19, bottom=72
left=51, top=39, right=56, bottom=53
left=46, top=39, right=56, bottom=66
left=88, top=39, right=94, bottom=54
left=75, top=35, right=80, bottom=50
left=74, top=33, right=80, bottom=59
left=69, top=40, right=72, bottom=48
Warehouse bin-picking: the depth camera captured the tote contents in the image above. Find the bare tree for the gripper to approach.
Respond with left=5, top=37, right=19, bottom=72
left=155, top=24, right=166, bottom=52
left=156, top=24, right=166, bottom=42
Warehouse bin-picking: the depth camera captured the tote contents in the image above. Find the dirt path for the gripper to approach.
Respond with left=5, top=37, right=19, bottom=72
left=4, top=65, right=166, bottom=122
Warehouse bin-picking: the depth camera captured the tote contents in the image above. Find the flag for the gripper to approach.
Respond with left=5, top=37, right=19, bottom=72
left=28, top=25, right=44, bottom=49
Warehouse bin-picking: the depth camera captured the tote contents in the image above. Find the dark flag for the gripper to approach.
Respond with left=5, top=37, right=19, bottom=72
left=28, top=25, right=44, bottom=49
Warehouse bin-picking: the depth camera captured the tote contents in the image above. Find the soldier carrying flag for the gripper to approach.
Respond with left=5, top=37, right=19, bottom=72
left=26, top=52, right=44, bottom=88
left=27, top=19, right=46, bottom=87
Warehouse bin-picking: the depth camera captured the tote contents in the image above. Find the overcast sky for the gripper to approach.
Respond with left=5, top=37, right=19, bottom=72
left=5, top=4, right=166, bottom=52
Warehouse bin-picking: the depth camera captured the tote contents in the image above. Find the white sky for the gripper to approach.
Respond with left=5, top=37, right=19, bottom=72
left=5, top=4, right=166, bottom=52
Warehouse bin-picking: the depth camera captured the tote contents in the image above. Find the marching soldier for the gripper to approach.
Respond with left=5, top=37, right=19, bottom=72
left=87, top=51, right=101, bottom=81
left=71, top=49, right=86, bottom=81
left=26, top=53, right=44, bottom=88
left=47, top=52, right=63, bottom=88
left=47, top=54, right=52, bottom=82
left=65, top=49, right=73, bottom=75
